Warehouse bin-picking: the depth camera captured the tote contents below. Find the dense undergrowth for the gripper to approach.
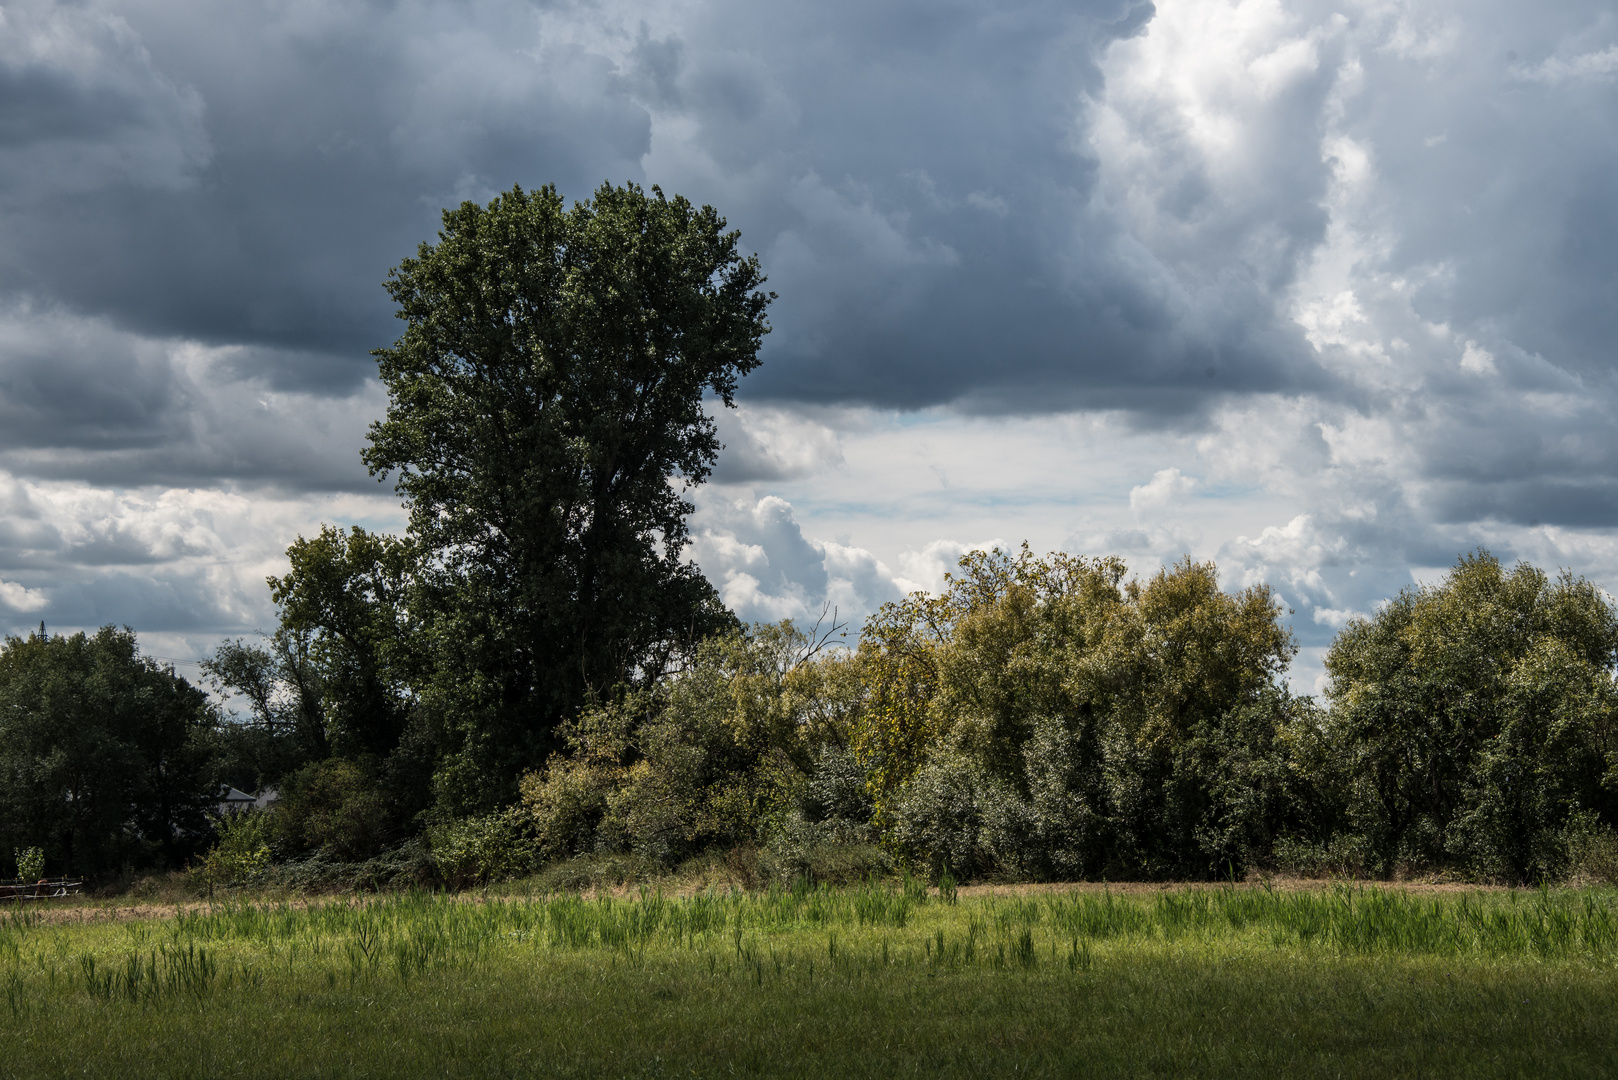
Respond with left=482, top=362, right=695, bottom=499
left=2, top=883, right=1617, bottom=1076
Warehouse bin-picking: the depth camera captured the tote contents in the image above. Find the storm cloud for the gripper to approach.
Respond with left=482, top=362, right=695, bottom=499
left=0, top=0, right=1615, bottom=680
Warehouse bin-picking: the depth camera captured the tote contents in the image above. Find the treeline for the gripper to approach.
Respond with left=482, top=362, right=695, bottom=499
left=3, top=546, right=1617, bottom=887
left=512, top=545, right=1618, bottom=886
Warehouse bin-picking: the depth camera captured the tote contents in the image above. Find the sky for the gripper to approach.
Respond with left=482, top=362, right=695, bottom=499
left=1, top=0, right=1616, bottom=692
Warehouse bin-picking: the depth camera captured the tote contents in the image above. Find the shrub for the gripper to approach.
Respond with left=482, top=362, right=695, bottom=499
left=521, top=757, right=622, bottom=863
left=522, top=624, right=863, bottom=871
left=428, top=809, right=536, bottom=887
left=771, top=840, right=890, bottom=886
left=866, top=547, right=1304, bottom=880
left=14, top=846, right=44, bottom=882
left=1564, top=811, right=1618, bottom=886
left=798, top=743, right=876, bottom=833
left=274, top=758, right=396, bottom=860
left=529, top=852, right=664, bottom=892
left=199, top=811, right=274, bottom=886
left=887, top=752, right=1003, bottom=879
left=518, top=695, right=640, bottom=863
left=1272, top=833, right=1373, bottom=878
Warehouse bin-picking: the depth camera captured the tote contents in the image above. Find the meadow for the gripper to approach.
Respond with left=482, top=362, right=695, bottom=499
left=2, top=880, right=1616, bottom=1078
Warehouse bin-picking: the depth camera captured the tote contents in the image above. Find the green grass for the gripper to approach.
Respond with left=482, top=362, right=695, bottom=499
left=2, top=882, right=1616, bottom=1077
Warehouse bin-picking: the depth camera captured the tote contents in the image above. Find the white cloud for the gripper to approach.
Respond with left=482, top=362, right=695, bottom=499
left=895, top=538, right=1004, bottom=597
left=687, top=491, right=907, bottom=627
left=1312, top=606, right=1363, bottom=629
left=1129, top=468, right=1197, bottom=515
left=0, top=579, right=47, bottom=614
left=1515, top=45, right=1618, bottom=83
left=1459, top=341, right=1496, bottom=375
left=0, top=472, right=402, bottom=642
left=965, top=191, right=1010, bottom=216
left=711, top=403, right=843, bottom=483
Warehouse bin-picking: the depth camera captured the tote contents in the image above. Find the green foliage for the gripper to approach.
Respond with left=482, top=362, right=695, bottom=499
left=13, top=846, right=43, bottom=882
left=608, top=633, right=803, bottom=864
left=518, top=621, right=865, bottom=870
left=1324, top=551, right=1618, bottom=880
left=204, top=638, right=325, bottom=790
left=0, top=626, right=217, bottom=879
left=517, top=692, right=642, bottom=864
left=426, top=808, right=535, bottom=888
left=266, top=525, right=418, bottom=761
left=1562, top=810, right=1618, bottom=885
left=205, top=526, right=427, bottom=813
left=191, top=522, right=1618, bottom=889
left=272, top=759, right=398, bottom=861
left=363, top=181, right=770, bottom=813
left=864, top=546, right=1304, bottom=880
left=200, top=812, right=274, bottom=887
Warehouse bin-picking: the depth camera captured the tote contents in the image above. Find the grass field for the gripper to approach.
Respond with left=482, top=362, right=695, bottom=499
left=2, top=880, right=1616, bottom=1078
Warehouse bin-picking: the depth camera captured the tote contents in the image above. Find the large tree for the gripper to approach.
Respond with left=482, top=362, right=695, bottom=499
left=364, top=181, right=770, bottom=811
left=0, top=627, right=217, bottom=879
left=859, top=547, right=1312, bottom=880
left=205, top=525, right=418, bottom=793
left=1324, top=551, right=1618, bottom=881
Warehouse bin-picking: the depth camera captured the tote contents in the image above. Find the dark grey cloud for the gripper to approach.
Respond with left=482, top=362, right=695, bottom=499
left=0, top=312, right=185, bottom=450
left=0, top=0, right=651, bottom=402
left=658, top=0, right=1334, bottom=414
left=0, top=0, right=1344, bottom=465
left=0, top=305, right=382, bottom=489
left=2, top=0, right=1618, bottom=652
left=3, top=0, right=1607, bottom=461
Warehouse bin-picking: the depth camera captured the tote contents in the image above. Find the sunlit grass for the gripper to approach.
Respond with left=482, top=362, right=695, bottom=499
left=3, top=882, right=1617, bottom=1077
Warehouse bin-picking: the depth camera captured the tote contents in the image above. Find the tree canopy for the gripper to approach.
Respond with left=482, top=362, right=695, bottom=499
left=1324, top=551, right=1618, bottom=879
left=357, top=181, right=770, bottom=811
left=853, top=546, right=1309, bottom=879
left=198, top=536, right=1618, bottom=887
left=0, top=627, right=216, bottom=879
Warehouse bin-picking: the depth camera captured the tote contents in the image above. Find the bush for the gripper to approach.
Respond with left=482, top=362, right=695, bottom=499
left=529, top=852, right=665, bottom=892
left=246, top=839, right=437, bottom=893
left=274, top=758, right=397, bottom=860
left=790, top=841, right=890, bottom=885
left=520, top=757, right=621, bottom=862
left=1564, top=811, right=1618, bottom=885
left=518, top=696, right=639, bottom=863
left=199, top=811, right=274, bottom=886
left=1272, top=833, right=1374, bottom=878
left=520, top=625, right=864, bottom=872
left=798, top=743, right=876, bottom=833
left=14, top=846, right=44, bottom=882
left=887, top=752, right=1009, bottom=880
left=428, top=809, right=535, bottom=887
left=868, top=548, right=1306, bottom=881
